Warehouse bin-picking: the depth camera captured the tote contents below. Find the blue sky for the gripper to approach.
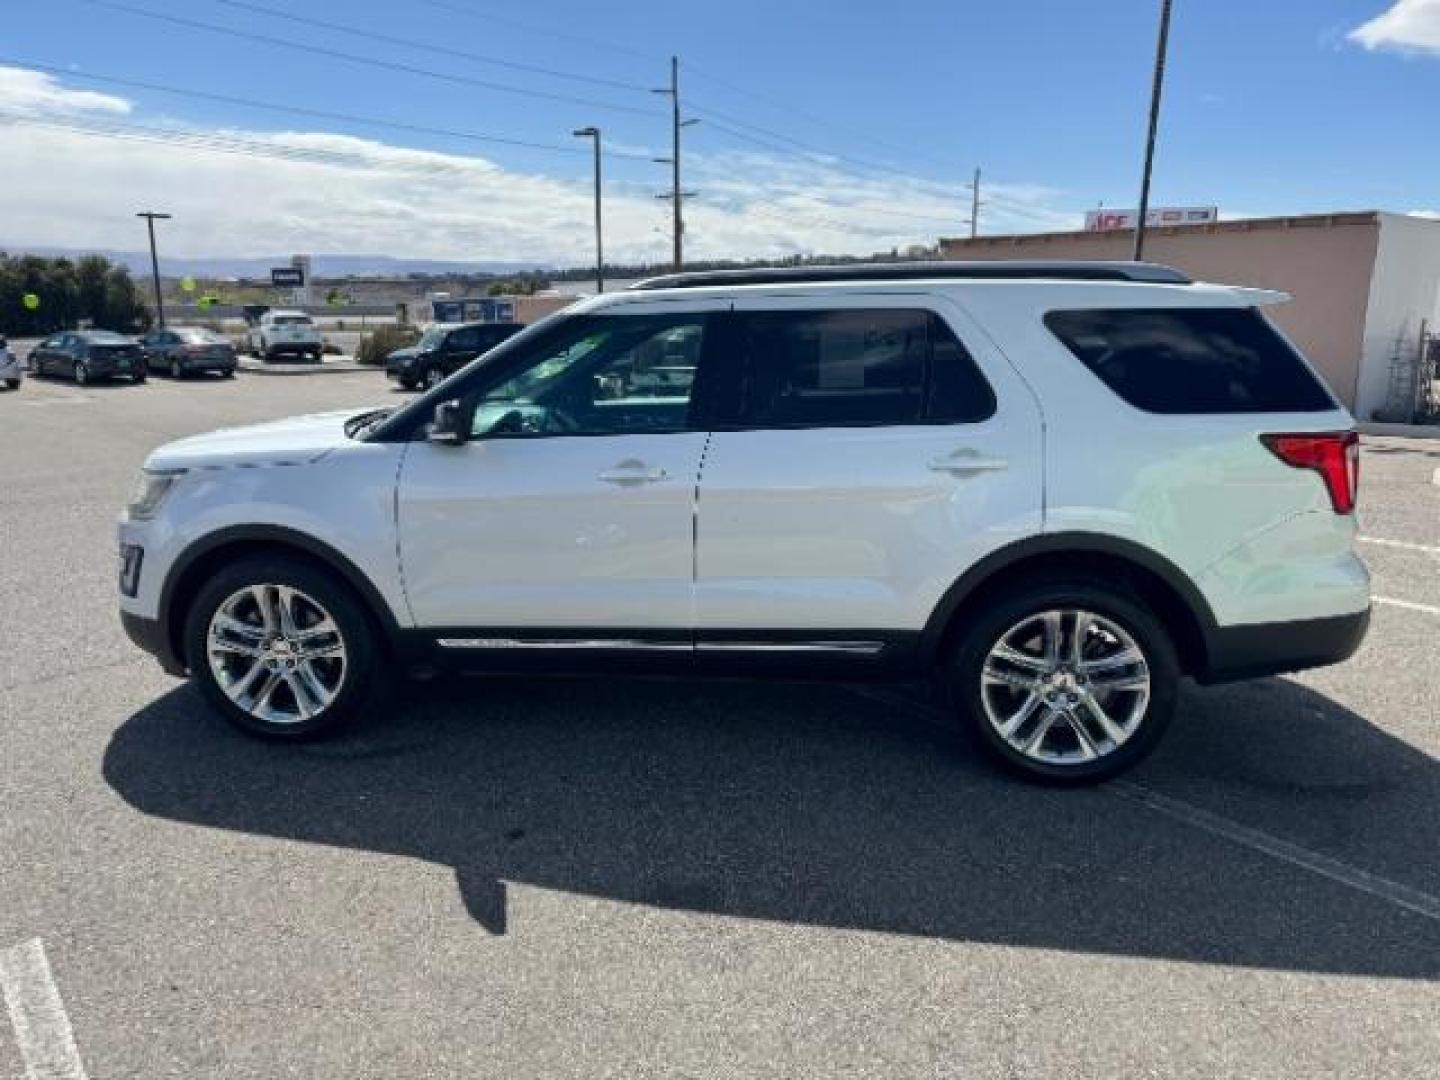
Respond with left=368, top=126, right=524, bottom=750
left=1, top=0, right=1436, bottom=265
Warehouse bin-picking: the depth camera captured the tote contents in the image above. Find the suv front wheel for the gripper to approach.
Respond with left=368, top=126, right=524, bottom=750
left=948, top=578, right=1178, bottom=784
left=183, top=555, right=384, bottom=739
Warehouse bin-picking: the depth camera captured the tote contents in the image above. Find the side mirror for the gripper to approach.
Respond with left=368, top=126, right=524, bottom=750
left=428, top=399, right=470, bottom=446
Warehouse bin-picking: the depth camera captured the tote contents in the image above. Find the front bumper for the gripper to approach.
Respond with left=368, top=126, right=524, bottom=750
left=1198, top=607, right=1371, bottom=684
left=120, top=609, right=186, bottom=676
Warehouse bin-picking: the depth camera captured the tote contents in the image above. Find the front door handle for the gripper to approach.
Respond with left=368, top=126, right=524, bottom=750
left=597, top=460, right=669, bottom=485
left=927, top=450, right=1009, bottom=475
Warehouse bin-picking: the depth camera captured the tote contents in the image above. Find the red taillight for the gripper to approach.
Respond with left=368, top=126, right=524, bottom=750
left=1260, top=431, right=1360, bottom=514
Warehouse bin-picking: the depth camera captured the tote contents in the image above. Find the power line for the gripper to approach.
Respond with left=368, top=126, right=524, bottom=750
left=2, top=59, right=658, bottom=161
left=688, top=100, right=947, bottom=183
left=684, top=61, right=969, bottom=177
left=211, top=0, right=653, bottom=94
left=78, top=0, right=663, bottom=119
left=0, top=111, right=504, bottom=177
left=415, top=0, right=665, bottom=64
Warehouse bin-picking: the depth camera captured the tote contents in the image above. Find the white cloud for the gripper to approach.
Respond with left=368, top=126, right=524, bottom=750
left=1348, top=0, right=1440, bottom=53
left=0, top=64, right=1078, bottom=266
left=0, top=66, right=130, bottom=117
left=1410, top=209, right=1440, bottom=219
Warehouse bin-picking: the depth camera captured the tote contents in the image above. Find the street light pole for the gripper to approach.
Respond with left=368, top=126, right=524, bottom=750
left=573, top=127, right=604, bottom=293
left=1132, top=0, right=1174, bottom=262
left=136, top=211, right=172, bottom=328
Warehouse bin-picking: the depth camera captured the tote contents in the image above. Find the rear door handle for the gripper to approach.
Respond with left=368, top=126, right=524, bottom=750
left=927, top=451, right=1009, bottom=475
left=597, top=461, right=669, bottom=485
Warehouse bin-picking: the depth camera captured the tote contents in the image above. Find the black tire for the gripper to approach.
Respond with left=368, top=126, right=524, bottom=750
left=182, top=555, right=387, bottom=740
left=222, top=367, right=236, bottom=378
left=422, top=365, right=444, bottom=391
left=133, top=370, right=147, bottom=384
left=946, top=576, right=1179, bottom=785
left=3, top=379, right=18, bottom=390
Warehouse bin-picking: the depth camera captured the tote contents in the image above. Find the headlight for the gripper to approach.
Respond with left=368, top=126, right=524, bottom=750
left=127, top=469, right=184, bottom=520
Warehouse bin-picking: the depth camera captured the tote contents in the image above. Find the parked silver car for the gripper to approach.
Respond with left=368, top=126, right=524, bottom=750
left=0, top=336, right=22, bottom=390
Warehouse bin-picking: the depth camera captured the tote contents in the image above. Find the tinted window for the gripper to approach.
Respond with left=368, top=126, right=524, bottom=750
left=448, top=327, right=481, bottom=350
left=1045, top=307, right=1335, bottom=414
left=471, top=312, right=708, bottom=437
left=734, top=309, right=994, bottom=428
left=85, top=331, right=132, bottom=345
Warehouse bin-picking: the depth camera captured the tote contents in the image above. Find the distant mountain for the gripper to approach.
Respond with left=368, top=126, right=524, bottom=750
left=0, top=245, right=552, bottom=279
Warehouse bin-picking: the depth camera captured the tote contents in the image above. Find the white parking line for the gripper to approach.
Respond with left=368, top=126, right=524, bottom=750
left=0, top=939, right=89, bottom=1080
left=843, top=687, right=1440, bottom=922
left=1359, top=535, right=1440, bottom=556
left=1111, top=783, right=1440, bottom=922
left=1372, top=595, right=1440, bottom=616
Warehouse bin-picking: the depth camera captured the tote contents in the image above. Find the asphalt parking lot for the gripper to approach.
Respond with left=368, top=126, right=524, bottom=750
left=2, top=371, right=1437, bottom=1078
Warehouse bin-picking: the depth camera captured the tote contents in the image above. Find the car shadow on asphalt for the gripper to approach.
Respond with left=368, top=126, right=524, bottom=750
left=103, top=675, right=1440, bottom=979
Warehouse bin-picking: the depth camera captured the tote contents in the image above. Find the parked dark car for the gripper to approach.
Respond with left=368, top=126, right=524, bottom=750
left=29, top=330, right=146, bottom=385
left=141, top=327, right=237, bottom=379
left=386, top=321, right=525, bottom=390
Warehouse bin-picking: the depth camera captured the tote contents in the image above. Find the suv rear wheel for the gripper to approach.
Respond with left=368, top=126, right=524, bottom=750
left=948, top=578, right=1178, bottom=784
left=183, top=555, right=385, bottom=739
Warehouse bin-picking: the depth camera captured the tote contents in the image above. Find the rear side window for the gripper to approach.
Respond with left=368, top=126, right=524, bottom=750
left=1045, top=307, right=1335, bottom=414
left=734, top=309, right=995, bottom=428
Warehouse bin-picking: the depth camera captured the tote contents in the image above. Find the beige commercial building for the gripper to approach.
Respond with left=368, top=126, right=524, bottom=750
left=939, top=211, right=1440, bottom=421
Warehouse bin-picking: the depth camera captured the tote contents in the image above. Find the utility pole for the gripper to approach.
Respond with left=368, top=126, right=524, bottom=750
left=1132, top=0, right=1174, bottom=262
left=653, top=56, right=697, bottom=272
left=970, top=167, right=981, bottom=239
left=136, top=211, right=171, bottom=328
left=573, top=127, right=604, bottom=292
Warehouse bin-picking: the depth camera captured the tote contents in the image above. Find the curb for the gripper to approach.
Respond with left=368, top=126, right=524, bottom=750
left=237, top=359, right=378, bottom=376
left=1356, top=421, right=1440, bottom=439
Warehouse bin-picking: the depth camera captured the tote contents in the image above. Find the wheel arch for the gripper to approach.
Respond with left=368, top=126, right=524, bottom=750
left=159, top=525, right=406, bottom=671
left=920, top=533, right=1216, bottom=677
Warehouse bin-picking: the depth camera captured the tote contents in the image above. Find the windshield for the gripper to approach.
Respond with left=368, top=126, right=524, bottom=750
left=418, top=326, right=449, bottom=350
left=178, top=329, right=225, bottom=343
left=86, top=331, right=133, bottom=344
left=272, top=315, right=313, bottom=326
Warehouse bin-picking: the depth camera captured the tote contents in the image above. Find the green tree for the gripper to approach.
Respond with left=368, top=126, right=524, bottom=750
left=0, top=253, right=151, bottom=335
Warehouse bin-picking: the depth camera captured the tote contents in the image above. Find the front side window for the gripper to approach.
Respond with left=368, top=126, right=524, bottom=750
left=1045, top=307, right=1336, bottom=414
left=733, top=308, right=995, bottom=428
left=468, top=312, right=709, bottom=438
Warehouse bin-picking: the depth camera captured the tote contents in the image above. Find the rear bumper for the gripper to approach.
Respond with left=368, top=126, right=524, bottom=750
left=120, top=609, right=186, bottom=677
left=1198, top=607, right=1370, bottom=684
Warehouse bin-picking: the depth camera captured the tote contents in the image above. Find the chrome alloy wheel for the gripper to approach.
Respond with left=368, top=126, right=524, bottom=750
left=206, top=584, right=347, bottom=725
left=980, top=609, right=1151, bottom=766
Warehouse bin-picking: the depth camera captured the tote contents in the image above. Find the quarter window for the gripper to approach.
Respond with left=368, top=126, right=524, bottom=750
left=1044, top=307, right=1336, bottom=414
left=733, top=309, right=994, bottom=428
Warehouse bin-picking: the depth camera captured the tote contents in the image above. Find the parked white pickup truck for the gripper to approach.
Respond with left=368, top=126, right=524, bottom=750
left=249, top=310, right=323, bottom=362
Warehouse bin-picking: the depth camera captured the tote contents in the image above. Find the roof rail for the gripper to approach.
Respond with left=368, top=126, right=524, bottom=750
left=629, top=260, right=1192, bottom=291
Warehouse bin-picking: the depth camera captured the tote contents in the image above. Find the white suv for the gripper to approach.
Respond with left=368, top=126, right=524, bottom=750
left=249, top=309, right=323, bottom=362
left=118, top=262, right=1370, bottom=782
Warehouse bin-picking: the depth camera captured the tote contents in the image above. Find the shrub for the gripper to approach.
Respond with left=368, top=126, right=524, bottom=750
left=356, top=324, right=420, bottom=365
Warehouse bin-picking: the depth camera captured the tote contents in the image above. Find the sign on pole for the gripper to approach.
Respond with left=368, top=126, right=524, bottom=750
left=271, top=266, right=305, bottom=288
